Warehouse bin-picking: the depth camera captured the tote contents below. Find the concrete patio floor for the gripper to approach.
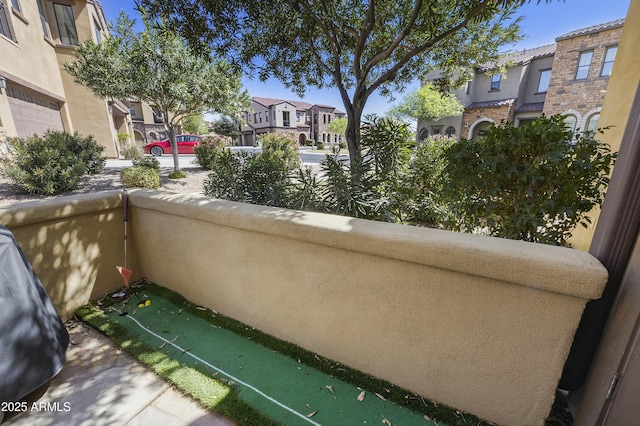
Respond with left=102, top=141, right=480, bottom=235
left=3, top=320, right=237, bottom=426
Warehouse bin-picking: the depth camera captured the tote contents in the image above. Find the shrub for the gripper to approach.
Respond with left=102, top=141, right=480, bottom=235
left=121, top=145, right=143, bottom=160
left=66, top=132, right=106, bottom=174
left=133, top=155, right=160, bottom=170
left=168, top=170, right=187, bottom=179
left=439, top=115, right=616, bottom=245
left=203, top=148, right=292, bottom=206
left=0, top=130, right=106, bottom=195
left=315, top=141, right=325, bottom=150
left=120, top=166, right=160, bottom=189
left=305, top=139, right=313, bottom=147
left=338, top=141, right=347, bottom=149
left=259, top=132, right=300, bottom=171
left=194, top=136, right=228, bottom=170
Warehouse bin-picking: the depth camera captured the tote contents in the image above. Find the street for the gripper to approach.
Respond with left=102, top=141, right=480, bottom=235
left=105, top=147, right=348, bottom=169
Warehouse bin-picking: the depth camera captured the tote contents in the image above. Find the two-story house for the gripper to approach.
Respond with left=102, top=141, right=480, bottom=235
left=418, top=19, right=624, bottom=141
left=239, top=96, right=345, bottom=146
left=543, top=19, right=624, bottom=134
left=0, top=0, right=162, bottom=157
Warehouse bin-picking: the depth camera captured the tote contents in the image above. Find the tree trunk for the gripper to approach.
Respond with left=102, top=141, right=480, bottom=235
left=343, top=93, right=367, bottom=165
left=167, top=121, right=180, bottom=172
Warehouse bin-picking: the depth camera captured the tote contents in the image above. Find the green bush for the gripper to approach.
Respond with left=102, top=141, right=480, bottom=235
left=120, top=165, right=160, bottom=189
left=194, top=136, right=227, bottom=170
left=259, top=132, right=300, bottom=171
left=121, top=145, right=143, bottom=160
left=338, top=141, right=347, bottom=149
left=305, top=139, right=313, bottom=147
left=438, top=115, right=616, bottom=245
left=133, top=155, right=160, bottom=170
left=203, top=148, right=291, bottom=206
left=0, top=130, right=106, bottom=195
left=168, top=170, right=187, bottom=179
left=315, top=141, right=325, bottom=150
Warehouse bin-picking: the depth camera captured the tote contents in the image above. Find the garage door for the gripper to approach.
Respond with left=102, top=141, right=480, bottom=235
left=6, top=85, right=64, bottom=138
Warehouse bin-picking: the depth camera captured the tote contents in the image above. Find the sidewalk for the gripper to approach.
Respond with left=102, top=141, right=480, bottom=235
left=3, top=320, right=236, bottom=426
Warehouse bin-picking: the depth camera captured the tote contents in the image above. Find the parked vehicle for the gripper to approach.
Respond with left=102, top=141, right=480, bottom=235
left=143, top=134, right=203, bottom=156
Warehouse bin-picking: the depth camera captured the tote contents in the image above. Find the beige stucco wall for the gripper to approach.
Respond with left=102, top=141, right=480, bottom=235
left=0, top=189, right=609, bottom=425
left=125, top=190, right=607, bottom=426
left=568, top=1, right=638, bottom=251
left=0, top=192, right=137, bottom=319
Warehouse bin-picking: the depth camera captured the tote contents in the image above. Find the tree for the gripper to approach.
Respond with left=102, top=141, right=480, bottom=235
left=138, top=0, right=553, bottom=165
left=65, top=12, right=249, bottom=171
left=326, top=117, right=348, bottom=142
left=182, top=112, right=206, bottom=135
left=388, top=83, right=465, bottom=124
left=210, top=116, right=240, bottom=141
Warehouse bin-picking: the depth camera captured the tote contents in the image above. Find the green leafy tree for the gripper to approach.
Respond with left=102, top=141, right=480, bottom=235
left=65, top=11, right=249, bottom=171
left=210, top=116, right=240, bottom=141
left=182, top=112, right=206, bottom=135
left=438, top=115, right=616, bottom=246
left=139, top=0, right=558, bottom=165
left=326, top=117, right=348, bottom=140
left=388, top=83, right=465, bottom=123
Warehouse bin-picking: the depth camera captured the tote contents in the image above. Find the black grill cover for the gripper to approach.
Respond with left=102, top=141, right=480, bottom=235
left=0, top=225, right=69, bottom=402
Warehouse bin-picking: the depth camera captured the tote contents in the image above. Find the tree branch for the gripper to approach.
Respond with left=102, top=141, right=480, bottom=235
left=364, top=0, right=495, bottom=99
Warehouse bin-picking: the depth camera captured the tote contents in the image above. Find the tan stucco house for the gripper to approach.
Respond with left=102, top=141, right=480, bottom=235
left=240, top=96, right=345, bottom=146
left=0, top=0, right=163, bottom=158
left=418, top=19, right=624, bottom=142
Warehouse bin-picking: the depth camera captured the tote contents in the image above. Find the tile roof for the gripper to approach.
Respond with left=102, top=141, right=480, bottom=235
left=466, top=98, right=517, bottom=109
left=556, top=18, right=625, bottom=42
left=251, top=96, right=346, bottom=112
left=516, top=102, right=545, bottom=112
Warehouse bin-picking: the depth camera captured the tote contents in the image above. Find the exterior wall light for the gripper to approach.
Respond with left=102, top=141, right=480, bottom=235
left=0, top=76, right=6, bottom=90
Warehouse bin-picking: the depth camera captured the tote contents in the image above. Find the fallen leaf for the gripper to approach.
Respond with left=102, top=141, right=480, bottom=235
left=375, top=392, right=387, bottom=401
left=358, top=391, right=365, bottom=401
left=326, top=385, right=336, bottom=399
left=306, top=410, right=318, bottom=418
left=423, top=414, right=433, bottom=422
left=382, top=415, right=392, bottom=425
left=196, top=306, right=207, bottom=311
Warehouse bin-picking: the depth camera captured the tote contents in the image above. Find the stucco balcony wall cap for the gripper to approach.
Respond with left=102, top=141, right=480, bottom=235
left=128, top=189, right=608, bottom=300
left=0, top=191, right=123, bottom=228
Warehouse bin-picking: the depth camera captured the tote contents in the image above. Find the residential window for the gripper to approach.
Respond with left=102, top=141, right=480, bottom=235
left=10, top=0, right=19, bottom=13
left=575, top=51, right=593, bottom=80
left=445, top=126, right=456, bottom=137
left=601, top=46, right=617, bottom=77
left=283, top=111, right=290, bottom=127
left=37, top=0, right=50, bottom=38
left=53, top=3, right=79, bottom=45
left=253, top=113, right=257, bottom=122
left=564, top=115, right=577, bottom=140
left=0, top=0, right=15, bottom=40
left=537, top=69, right=551, bottom=93
left=490, top=73, right=501, bottom=90
left=586, top=113, right=600, bottom=133
left=259, top=112, right=262, bottom=123
left=296, top=112, right=300, bottom=122
left=93, top=19, right=101, bottom=43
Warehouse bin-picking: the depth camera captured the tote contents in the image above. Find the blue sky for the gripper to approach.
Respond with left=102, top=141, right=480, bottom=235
left=101, top=1, right=630, bottom=116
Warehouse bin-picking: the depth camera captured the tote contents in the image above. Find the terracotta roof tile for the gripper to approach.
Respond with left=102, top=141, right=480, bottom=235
left=556, top=19, right=625, bottom=41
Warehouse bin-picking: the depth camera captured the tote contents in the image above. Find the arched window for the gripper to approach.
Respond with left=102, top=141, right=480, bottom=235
left=564, top=115, right=577, bottom=133
left=418, top=128, right=429, bottom=142
left=586, top=113, right=600, bottom=133
left=445, top=126, right=456, bottom=137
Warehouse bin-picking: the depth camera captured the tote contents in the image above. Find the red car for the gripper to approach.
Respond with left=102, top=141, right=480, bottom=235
left=143, top=134, right=203, bottom=156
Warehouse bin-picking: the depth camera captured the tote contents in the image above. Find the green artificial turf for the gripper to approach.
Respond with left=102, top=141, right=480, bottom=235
left=76, top=280, right=487, bottom=426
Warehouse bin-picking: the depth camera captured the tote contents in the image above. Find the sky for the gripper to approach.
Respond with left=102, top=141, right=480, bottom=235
left=101, top=0, right=631, bottom=117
